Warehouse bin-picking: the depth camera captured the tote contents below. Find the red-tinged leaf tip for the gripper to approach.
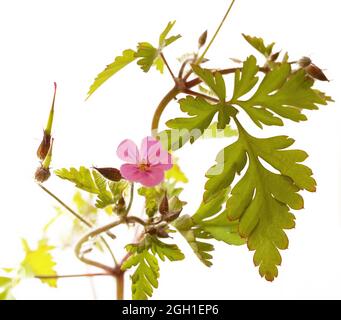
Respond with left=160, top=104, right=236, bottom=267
left=53, top=82, right=57, bottom=90
left=265, top=273, right=275, bottom=282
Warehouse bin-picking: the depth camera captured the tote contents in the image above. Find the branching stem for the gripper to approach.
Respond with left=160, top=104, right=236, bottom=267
left=38, top=183, right=119, bottom=266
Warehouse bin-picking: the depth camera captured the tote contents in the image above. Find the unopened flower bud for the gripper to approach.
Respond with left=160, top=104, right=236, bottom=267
left=115, top=196, right=126, bottom=215
left=270, top=51, right=280, bottom=62
left=305, top=64, right=329, bottom=82
left=156, top=227, right=169, bottom=238
left=198, top=30, right=208, bottom=49
left=37, top=82, right=57, bottom=160
left=37, top=131, right=51, bottom=161
left=159, top=193, right=169, bottom=215
left=93, top=167, right=122, bottom=181
left=163, top=211, right=181, bottom=223
left=298, top=57, right=329, bottom=81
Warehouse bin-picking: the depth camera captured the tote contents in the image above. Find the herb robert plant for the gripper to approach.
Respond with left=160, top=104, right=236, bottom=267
left=0, top=0, right=333, bottom=301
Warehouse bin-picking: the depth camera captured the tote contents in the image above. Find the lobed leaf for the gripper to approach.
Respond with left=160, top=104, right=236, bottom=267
left=231, top=56, right=331, bottom=128
left=173, top=215, right=214, bottom=267
left=242, top=34, right=275, bottom=57
left=55, top=167, right=128, bottom=209
left=122, top=235, right=183, bottom=300
left=204, top=124, right=316, bottom=281
left=21, top=239, right=57, bottom=287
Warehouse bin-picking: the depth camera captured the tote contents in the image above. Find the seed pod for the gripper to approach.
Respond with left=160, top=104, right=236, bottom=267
left=198, top=30, right=208, bottom=49
left=94, top=167, right=122, bottom=181
left=37, top=131, right=51, bottom=160
left=159, top=193, right=169, bottom=215
left=35, top=166, right=51, bottom=183
left=35, top=139, right=54, bottom=183
left=37, top=83, right=57, bottom=160
left=305, top=64, right=329, bottom=82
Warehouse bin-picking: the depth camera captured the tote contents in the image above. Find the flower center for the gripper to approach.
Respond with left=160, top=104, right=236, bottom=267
left=138, top=160, right=150, bottom=172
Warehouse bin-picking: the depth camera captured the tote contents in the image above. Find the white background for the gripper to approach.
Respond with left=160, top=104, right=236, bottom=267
left=0, top=0, right=340, bottom=299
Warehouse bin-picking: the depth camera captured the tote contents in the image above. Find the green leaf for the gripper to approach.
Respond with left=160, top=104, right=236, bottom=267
left=193, top=191, right=245, bottom=245
left=135, top=21, right=181, bottom=73
left=55, top=166, right=98, bottom=193
left=159, top=21, right=181, bottom=48
left=0, top=277, right=12, bottom=287
left=122, top=235, right=183, bottom=300
left=138, top=186, right=163, bottom=217
left=242, top=34, right=275, bottom=57
left=165, top=164, right=188, bottom=183
left=55, top=167, right=128, bottom=209
left=122, top=246, right=159, bottom=300
left=135, top=42, right=158, bottom=72
left=232, top=55, right=259, bottom=101
left=173, top=215, right=214, bottom=267
left=149, top=237, right=185, bottom=262
left=166, top=96, right=219, bottom=147
left=204, top=123, right=316, bottom=281
left=192, top=65, right=226, bottom=101
left=87, top=49, right=136, bottom=98
left=231, top=56, right=331, bottom=128
left=21, top=239, right=57, bottom=287
left=202, top=122, right=238, bottom=139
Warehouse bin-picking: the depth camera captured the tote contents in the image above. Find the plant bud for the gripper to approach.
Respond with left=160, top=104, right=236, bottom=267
left=35, top=139, right=54, bottom=183
left=305, top=64, right=329, bottom=82
left=298, top=57, right=329, bottom=81
left=198, top=30, right=208, bottom=49
left=156, top=227, right=169, bottom=238
left=163, top=211, right=181, bottom=223
left=37, top=131, right=51, bottom=160
left=270, top=51, right=280, bottom=62
left=159, top=193, right=169, bottom=215
left=37, top=82, right=57, bottom=160
left=35, top=166, right=51, bottom=183
left=115, top=196, right=126, bottom=215
left=93, top=167, right=122, bottom=181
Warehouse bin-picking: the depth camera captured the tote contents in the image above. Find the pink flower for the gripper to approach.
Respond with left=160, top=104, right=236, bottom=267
left=117, top=136, right=173, bottom=187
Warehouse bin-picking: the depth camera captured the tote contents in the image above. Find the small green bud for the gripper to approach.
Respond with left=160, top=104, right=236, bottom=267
left=198, top=30, right=208, bottom=49
left=115, top=196, right=126, bottom=216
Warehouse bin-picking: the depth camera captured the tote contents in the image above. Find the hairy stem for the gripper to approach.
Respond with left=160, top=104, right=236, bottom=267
left=38, top=184, right=92, bottom=227
left=126, top=183, right=134, bottom=215
left=151, top=66, right=270, bottom=134
left=160, top=52, right=177, bottom=82
left=151, top=86, right=180, bottom=136
left=196, top=0, right=236, bottom=65
left=183, top=89, right=219, bottom=103
left=74, top=219, right=124, bottom=274
left=116, top=272, right=124, bottom=300
left=38, top=183, right=119, bottom=266
left=35, top=273, right=111, bottom=279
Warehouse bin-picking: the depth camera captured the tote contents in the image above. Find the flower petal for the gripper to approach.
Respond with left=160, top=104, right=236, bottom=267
left=153, top=160, right=173, bottom=171
left=117, top=139, right=139, bottom=164
left=139, top=166, right=165, bottom=187
left=140, top=136, right=173, bottom=167
left=120, top=164, right=144, bottom=182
